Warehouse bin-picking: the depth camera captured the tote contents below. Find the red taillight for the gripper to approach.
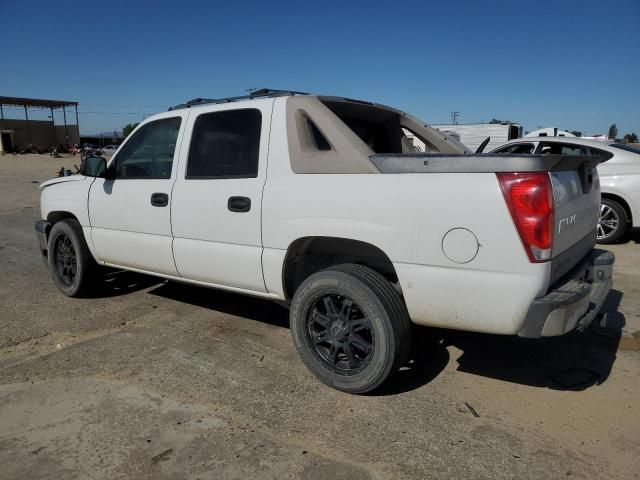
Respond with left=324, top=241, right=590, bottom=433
left=497, top=172, right=554, bottom=263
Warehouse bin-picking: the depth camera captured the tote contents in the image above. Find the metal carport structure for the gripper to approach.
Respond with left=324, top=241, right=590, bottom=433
left=0, top=96, right=79, bottom=152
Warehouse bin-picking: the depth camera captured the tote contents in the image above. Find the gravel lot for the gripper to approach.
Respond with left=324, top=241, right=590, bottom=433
left=1, top=154, right=639, bottom=479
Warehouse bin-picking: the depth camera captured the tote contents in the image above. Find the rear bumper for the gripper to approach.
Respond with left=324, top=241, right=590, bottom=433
left=35, top=220, right=51, bottom=255
left=519, top=249, right=614, bottom=338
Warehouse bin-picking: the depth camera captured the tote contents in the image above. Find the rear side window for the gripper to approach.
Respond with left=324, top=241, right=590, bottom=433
left=307, top=119, right=331, bottom=151
left=187, top=109, right=261, bottom=178
left=493, top=143, right=534, bottom=154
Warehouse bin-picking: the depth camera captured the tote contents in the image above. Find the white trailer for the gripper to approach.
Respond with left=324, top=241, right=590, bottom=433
left=432, top=122, right=523, bottom=152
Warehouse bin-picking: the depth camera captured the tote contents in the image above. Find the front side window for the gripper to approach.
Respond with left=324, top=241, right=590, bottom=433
left=187, top=109, right=262, bottom=178
left=494, top=143, right=535, bottom=154
left=114, top=117, right=181, bottom=179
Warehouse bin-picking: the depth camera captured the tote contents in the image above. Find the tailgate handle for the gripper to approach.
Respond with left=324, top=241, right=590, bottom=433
left=228, top=196, right=251, bottom=213
left=579, top=165, right=594, bottom=194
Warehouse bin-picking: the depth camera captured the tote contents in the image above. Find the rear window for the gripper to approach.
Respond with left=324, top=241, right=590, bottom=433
left=320, top=100, right=415, bottom=154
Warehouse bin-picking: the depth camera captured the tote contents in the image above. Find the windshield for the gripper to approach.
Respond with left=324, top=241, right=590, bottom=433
left=611, top=143, right=640, bottom=155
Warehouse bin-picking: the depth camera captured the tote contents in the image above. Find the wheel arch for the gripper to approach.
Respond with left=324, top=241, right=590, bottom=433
left=45, top=211, right=100, bottom=262
left=281, top=236, right=400, bottom=301
left=47, top=210, right=80, bottom=225
left=601, top=192, right=633, bottom=224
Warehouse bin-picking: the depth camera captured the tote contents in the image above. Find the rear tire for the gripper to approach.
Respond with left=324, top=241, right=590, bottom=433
left=597, top=198, right=628, bottom=244
left=47, top=219, right=98, bottom=297
left=290, top=264, right=411, bottom=394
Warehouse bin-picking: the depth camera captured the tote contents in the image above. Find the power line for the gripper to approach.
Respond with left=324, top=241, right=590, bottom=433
left=0, top=106, right=153, bottom=115
left=81, top=104, right=169, bottom=108
left=78, top=111, right=154, bottom=115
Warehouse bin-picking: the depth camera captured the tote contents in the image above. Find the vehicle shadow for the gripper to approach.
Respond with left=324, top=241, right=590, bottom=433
left=621, top=227, right=640, bottom=244
left=431, top=288, right=624, bottom=392
left=148, top=281, right=290, bottom=329
left=110, top=273, right=624, bottom=395
left=84, top=269, right=165, bottom=298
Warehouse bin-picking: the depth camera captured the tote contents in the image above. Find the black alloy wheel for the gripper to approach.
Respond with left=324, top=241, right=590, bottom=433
left=305, top=293, right=375, bottom=374
left=53, top=233, right=77, bottom=286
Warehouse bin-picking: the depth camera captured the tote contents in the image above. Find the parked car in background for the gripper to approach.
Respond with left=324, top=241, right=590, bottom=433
left=491, top=138, right=640, bottom=243
left=82, top=143, right=102, bottom=156
left=101, top=145, right=119, bottom=156
left=69, top=144, right=82, bottom=155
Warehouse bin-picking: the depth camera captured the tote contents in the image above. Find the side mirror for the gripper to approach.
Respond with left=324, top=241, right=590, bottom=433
left=82, top=156, right=108, bottom=178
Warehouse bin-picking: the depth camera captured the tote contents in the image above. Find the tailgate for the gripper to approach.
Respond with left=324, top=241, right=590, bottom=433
left=548, top=166, right=600, bottom=282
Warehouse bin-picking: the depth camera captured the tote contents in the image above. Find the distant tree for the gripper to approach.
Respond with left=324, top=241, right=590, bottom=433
left=608, top=124, right=618, bottom=140
left=623, top=133, right=639, bottom=143
left=570, top=131, right=582, bottom=137
left=123, top=122, right=140, bottom=138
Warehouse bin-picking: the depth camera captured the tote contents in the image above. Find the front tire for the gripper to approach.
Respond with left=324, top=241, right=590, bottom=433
left=597, top=198, right=628, bottom=244
left=47, top=219, right=98, bottom=297
left=290, top=264, right=411, bottom=394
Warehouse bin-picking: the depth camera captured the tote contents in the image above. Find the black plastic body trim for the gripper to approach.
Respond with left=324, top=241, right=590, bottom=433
left=35, top=219, right=51, bottom=235
left=35, top=220, right=51, bottom=254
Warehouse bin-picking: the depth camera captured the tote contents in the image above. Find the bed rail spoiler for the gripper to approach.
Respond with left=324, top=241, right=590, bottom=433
left=369, top=153, right=613, bottom=174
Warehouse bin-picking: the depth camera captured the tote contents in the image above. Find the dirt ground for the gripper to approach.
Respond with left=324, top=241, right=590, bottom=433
left=1, top=154, right=639, bottom=480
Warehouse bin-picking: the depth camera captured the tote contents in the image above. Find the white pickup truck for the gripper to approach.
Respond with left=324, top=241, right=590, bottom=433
left=36, top=89, right=614, bottom=393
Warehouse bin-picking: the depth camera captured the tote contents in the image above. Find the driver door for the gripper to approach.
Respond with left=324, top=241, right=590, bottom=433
left=88, top=113, right=188, bottom=275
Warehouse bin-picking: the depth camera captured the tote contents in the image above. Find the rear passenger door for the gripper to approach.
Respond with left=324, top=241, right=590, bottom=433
left=171, top=100, right=273, bottom=292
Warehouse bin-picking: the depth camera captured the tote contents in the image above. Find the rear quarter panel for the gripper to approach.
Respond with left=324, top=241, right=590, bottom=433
left=263, top=100, right=550, bottom=334
left=262, top=97, right=551, bottom=335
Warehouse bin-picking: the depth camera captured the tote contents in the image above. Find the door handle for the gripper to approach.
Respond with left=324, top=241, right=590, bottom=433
left=150, top=192, right=169, bottom=207
left=228, top=196, right=251, bottom=213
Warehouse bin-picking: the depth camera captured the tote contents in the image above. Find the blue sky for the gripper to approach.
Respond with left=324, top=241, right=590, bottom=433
left=1, top=0, right=638, bottom=136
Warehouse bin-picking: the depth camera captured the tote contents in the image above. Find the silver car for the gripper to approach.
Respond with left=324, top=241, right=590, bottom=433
left=491, top=137, right=640, bottom=243
left=101, top=144, right=119, bottom=157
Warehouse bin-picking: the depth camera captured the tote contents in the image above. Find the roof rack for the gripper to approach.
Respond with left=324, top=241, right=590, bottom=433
left=169, top=88, right=309, bottom=110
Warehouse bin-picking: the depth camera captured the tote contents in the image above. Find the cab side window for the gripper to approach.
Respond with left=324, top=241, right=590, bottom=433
left=186, top=109, right=262, bottom=179
left=114, top=117, right=181, bottom=179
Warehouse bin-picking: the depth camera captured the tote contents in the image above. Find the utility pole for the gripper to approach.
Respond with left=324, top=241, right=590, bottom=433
left=451, top=111, right=460, bottom=125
